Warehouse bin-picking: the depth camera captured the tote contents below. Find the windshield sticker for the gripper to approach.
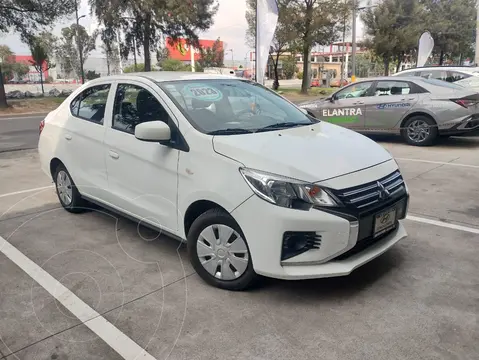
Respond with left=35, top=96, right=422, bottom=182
left=182, top=84, right=223, bottom=101
left=321, top=108, right=361, bottom=123
left=377, top=103, right=411, bottom=109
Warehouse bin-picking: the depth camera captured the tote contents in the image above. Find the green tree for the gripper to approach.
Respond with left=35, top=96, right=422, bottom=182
left=90, top=0, right=219, bottom=72
left=282, top=56, right=296, bottom=79
left=86, top=70, right=101, bottom=80
left=361, top=0, right=424, bottom=75
left=123, top=63, right=146, bottom=72
left=246, top=0, right=300, bottom=89
left=0, top=45, right=30, bottom=81
left=281, top=0, right=342, bottom=93
left=28, top=36, right=55, bottom=94
left=57, top=24, right=97, bottom=80
left=196, top=38, right=224, bottom=72
left=0, top=0, right=74, bottom=108
left=97, top=27, right=120, bottom=75
left=160, top=59, right=190, bottom=71
left=419, top=0, right=476, bottom=65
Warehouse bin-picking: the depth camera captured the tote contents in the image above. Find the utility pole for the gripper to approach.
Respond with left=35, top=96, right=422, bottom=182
left=351, top=0, right=357, bottom=82
left=475, top=0, right=479, bottom=66
left=75, top=1, right=85, bottom=84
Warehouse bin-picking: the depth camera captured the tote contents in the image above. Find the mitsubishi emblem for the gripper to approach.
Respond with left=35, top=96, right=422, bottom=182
left=377, top=181, right=390, bottom=200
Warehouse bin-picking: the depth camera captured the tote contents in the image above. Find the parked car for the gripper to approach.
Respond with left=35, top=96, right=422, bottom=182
left=39, top=72, right=409, bottom=290
left=393, top=66, right=479, bottom=92
left=330, top=78, right=349, bottom=87
left=310, top=78, right=321, bottom=87
left=299, top=76, right=479, bottom=146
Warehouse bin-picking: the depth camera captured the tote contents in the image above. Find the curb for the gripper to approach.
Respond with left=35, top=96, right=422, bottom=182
left=0, top=112, right=49, bottom=119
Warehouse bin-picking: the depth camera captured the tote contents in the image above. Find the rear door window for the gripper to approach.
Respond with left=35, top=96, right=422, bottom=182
left=373, top=81, right=412, bottom=96
left=447, top=71, right=472, bottom=82
left=420, top=70, right=448, bottom=81
left=70, top=84, right=111, bottom=124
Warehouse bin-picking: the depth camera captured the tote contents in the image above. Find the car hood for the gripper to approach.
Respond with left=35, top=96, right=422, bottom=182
left=212, top=122, right=393, bottom=183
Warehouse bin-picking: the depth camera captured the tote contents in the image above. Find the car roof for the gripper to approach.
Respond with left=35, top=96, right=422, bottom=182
left=85, top=71, right=238, bottom=84
left=397, top=66, right=479, bottom=73
left=354, top=76, right=423, bottom=82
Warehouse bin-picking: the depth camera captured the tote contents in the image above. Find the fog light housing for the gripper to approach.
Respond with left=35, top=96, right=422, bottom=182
left=281, top=232, right=322, bottom=261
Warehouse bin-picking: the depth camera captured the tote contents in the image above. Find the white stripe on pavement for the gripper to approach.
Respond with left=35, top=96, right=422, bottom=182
left=396, top=158, right=479, bottom=169
left=0, top=186, right=54, bottom=199
left=0, top=236, right=157, bottom=360
left=406, top=215, right=479, bottom=235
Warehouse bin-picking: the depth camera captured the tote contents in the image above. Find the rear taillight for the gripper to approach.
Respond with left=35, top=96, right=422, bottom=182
left=39, top=120, right=45, bottom=135
left=453, top=99, right=477, bottom=108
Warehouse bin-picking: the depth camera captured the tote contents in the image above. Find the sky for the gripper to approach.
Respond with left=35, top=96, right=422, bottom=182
left=0, top=0, right=365, bottom=60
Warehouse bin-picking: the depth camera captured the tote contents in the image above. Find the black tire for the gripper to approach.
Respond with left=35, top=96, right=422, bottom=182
left=187, top=208, right=257, bottom=291
left=400, top=115, right=438, bottom=146
left=53, top=164, right=87, bottom=213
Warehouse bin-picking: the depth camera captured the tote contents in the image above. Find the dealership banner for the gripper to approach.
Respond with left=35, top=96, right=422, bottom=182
left=256, top=0, right=279, bottom=84
left=417, top=31, right=434, bottom=67
left=165, top=38, right=223, bottom=62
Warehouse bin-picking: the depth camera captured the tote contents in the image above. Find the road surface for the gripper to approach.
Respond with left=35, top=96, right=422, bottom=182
left=0, top=114, right=47, bottom=153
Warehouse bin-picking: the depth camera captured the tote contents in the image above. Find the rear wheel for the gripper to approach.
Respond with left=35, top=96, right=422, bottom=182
left=187, top=208, right=257, bottom=291
left=401, top=116, right=438, bottom=146
left=53, top=164, right=87, bottom=213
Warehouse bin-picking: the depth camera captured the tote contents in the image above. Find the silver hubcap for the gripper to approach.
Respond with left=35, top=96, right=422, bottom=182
left=56, top=170, right=73, bottom=206
left=407, top=120, right=430, bottom=143
left=196, top=224, right=249, bottom=281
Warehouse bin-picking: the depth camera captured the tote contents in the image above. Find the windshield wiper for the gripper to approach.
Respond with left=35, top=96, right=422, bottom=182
left=255, top=122, right=309, bottom=133
left=207, top=128, right=254, bottom=135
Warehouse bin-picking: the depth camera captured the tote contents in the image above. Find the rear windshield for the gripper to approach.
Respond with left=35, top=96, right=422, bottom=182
left=159, top=79, right=316, bottom=134
left=420, top=78, right=465, bottom=89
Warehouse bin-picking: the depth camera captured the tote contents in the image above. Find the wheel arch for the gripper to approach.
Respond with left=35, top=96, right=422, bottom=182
left=49, top=157, right=65, bottom=180
left=183, top=200, right=230, bottom=238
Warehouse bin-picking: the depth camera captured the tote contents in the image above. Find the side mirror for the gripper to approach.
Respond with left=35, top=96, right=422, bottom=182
left=329, top=95, right=336, bottom=103
left=135, top=121, right=171, bottom=142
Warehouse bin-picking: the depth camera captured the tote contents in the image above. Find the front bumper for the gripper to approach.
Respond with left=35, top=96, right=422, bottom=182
left=232, top=189, right=408, bottom=281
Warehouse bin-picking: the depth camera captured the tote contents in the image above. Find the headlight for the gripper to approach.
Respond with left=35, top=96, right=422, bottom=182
left=239, top=168, right=340, bottom=210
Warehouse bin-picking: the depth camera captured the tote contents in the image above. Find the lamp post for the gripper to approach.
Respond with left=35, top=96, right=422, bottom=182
left=75, top=1, right=86, bottom=84
left=351, top=2, right=377, bottom=82
left=227, top=49, right=234, bottom=68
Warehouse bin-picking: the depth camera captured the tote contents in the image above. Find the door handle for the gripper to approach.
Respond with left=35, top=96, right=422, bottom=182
left=64, top=134, right=72, bottom=141
left=109, top=151, right=119, bottom=159
left=353, top=101, right=364, bottom=105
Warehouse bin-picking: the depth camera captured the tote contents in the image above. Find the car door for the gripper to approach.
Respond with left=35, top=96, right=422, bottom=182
left=364, top=80, right=419, bottom=131
left=65, top=83, right=113, bottom=200
left=320, top=81, right=374, bottom=129
left=103, top=81, right=180, bottom=233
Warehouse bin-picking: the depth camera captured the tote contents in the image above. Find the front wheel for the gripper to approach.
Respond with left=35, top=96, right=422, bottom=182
left=401, top=116, right=438, bottom=146
left=187, top=209, right=257, bottom=291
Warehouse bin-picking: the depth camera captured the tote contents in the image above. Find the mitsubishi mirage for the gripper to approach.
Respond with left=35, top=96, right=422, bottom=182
left=38, top=73, right=409, bottom=291
left=299, top=76, right=479, bottom=146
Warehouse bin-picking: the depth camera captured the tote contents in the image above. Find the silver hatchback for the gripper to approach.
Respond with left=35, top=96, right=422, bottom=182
left=299, top=76, right=479, bottom=146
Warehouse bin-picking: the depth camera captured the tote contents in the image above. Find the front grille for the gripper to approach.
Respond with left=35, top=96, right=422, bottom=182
left=331, top=170, right=405, bottom=210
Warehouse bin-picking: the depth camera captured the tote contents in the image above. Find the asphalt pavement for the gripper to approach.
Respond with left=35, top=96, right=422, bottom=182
left=0, top=114, right=47, bottom=153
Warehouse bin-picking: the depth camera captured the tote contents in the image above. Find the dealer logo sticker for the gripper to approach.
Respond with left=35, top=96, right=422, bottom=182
left=182, top=84, right=223, bottom=102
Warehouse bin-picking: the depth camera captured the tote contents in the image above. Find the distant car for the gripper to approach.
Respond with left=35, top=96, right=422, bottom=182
left=299, top=76, right=479, bottom=146
left=310, top=78, right=320, bottom=87
left=393, top=66, right=479, bottom=92
left=330, top=78, right=349, bottom=87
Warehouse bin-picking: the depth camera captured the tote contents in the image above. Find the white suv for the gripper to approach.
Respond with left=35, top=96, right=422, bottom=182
left=38, top=73, right=409, bottom=290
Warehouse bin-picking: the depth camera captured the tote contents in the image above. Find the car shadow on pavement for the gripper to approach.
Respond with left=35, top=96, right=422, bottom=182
left=258, top=248, right=405, bottom=298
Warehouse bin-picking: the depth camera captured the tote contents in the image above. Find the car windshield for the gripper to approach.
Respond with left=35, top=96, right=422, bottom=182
left=159, top=79, right=317, bottom=134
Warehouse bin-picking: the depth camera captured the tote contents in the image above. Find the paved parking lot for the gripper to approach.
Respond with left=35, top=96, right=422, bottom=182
left=1, top=136, right=479, bottom=360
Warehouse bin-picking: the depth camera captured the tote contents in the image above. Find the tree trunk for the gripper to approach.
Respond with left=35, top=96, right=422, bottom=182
left=272, top=53, right=280, bottom=90
left=143, top=13, right=152, bottom=71
left=107, top=57, right=111, bottom=76
left=0, top=65, right=7, bottom=109
left=384, top=58, right=390, bottom=76
left=395, top=53, right=401, bottom=73
left=40, top=68, right=44, bottom=95
left=301, top=45, right=310, bottom=94
left=439, top=50, right=444, bottom=65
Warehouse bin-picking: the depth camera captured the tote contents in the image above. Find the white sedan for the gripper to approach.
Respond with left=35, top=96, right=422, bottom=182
left=38, top=72, right=409, bottom=290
